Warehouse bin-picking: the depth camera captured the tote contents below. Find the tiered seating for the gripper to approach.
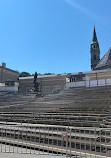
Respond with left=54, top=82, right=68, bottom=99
left=0, top=92, right=36, bottom=106
left=0, top=86, right=111, bottom=127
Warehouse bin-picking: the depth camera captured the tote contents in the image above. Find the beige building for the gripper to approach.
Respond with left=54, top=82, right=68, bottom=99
left=19, top=69, right=111, bottom=95
left=86, top=69, right=111, bottom=80
left=1, top=62, right=111, bottom=95
left=0, top=63, right=19, bottom=83
left=19, top=74, right=66, bottom=95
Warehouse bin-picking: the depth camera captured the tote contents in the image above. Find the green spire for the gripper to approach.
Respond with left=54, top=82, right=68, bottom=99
left=92, top=26, right=98, bottom=43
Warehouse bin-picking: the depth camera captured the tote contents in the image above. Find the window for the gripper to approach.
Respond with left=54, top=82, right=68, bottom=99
left=94, top=54, right=96, bottom=60
left=93, top=44, right=97, bottom=48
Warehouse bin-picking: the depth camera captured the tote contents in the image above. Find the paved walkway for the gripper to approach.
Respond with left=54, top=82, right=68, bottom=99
left=0, top=153, right=66, bottom=158
left=0, top=144, right=66, bottom=158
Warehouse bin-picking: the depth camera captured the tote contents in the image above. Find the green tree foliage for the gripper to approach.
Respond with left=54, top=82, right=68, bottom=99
left=44, top=73, right=55, bottom=75
left=19, top=72, right=55, bottom=77
left=19, top=72, right=31, bottom=77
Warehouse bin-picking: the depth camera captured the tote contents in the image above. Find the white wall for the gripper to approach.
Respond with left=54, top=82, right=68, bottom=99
left=66, top=78, right=111, bottom=89
left=66, top=81, right=86, bottom=89
left=106, top=78, right=111, bottom=85
left=86, top=78, right=111, bottom=87
left=0, top=82, right=19, bottom=92
left=0, top=83, right=5, bottom=86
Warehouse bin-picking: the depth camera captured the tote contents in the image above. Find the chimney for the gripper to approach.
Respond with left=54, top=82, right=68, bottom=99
left=2, top=63, right=6, bottom=68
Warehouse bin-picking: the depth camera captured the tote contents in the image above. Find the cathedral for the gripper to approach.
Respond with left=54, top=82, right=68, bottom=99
left=90, top=26, right=111, bottom=70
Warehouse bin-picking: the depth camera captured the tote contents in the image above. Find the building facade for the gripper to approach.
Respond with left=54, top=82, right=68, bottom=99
left=0, top=63, right=19, bottom=83
left=19, top=74, right=66, bottom=95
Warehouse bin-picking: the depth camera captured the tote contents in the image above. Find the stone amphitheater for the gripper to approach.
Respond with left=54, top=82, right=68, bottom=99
left=0, top=86, right=111, bottom=128
left=1, top=26, right=111, bottom=157
left=0, top=85, right=111, bottom=157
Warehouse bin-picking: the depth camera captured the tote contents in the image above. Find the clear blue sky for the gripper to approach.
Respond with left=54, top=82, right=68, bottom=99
left=0, top=0, right=111, bottom=74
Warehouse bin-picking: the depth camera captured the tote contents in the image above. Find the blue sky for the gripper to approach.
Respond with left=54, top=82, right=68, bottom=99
left=0, top=0, right=111, bottom=74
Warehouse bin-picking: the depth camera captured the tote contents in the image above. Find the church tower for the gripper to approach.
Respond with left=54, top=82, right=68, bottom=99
left=90, top=26, right=100, bottom=70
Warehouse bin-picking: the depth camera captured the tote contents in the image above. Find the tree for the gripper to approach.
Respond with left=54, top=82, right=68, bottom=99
left=44, top=73, right=55, bottom=75
left=19, top=72, right=31, bottom=77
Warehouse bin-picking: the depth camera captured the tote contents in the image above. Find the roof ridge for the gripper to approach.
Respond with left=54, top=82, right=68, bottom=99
left=95, top=47, right=111, bottom=69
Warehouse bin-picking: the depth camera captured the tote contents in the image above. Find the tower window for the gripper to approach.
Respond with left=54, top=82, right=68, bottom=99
left=93, top=44, right=97, bottom=48
left=94, top=54, right=96, bottom=60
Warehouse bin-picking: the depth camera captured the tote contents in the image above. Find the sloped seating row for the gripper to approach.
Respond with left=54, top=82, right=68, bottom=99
left=0, top=86, right=111, bottom=127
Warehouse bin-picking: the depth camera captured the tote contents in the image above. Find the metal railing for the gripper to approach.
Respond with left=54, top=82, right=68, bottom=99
left=0, top=121, right=110, bottom=157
